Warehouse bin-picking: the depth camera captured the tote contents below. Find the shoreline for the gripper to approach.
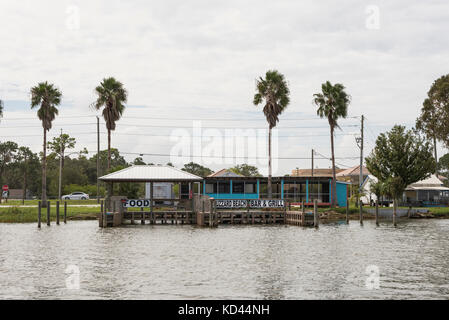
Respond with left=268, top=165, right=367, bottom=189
left=1, top=208, right=448, bottom=224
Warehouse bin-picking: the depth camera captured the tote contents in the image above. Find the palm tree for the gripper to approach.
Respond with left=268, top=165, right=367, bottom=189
left=31, top=82, right=62, bottom=206
left=93, top=77, right=128, bottom=170
left=253, top=70, right=290, bottom=198
left=313, top=81, right=351, bottom=207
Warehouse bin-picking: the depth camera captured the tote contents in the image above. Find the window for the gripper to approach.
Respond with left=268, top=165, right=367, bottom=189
left=245, top=182, right=256, bottom=194
left=218, top=182, right=230, bottom=194
left=232, top=182, right=244, bottom=194
left=205, top=183, right=215, bottom=193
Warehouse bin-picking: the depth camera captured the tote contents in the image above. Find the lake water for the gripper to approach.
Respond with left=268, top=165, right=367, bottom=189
left=1, top=219, right=448, bottom=299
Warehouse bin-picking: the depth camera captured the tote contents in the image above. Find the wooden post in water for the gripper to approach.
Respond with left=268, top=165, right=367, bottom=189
left=346, top=197, right=349, bottom=224
left=149, top=182, right=153, bottom=224
left=47, top=201, right=51, bottom=226
left=209, top=199, right=214, bottom=227
left=313, top=199, right=319, bottom=228
left=301, top=200, right=305, bottom=226
left=283, top=200, right=287, bottom=224
left=64, top=201, right=67, bottom=224
left=100, top=200, right=103, bottom=215
left=359, top=199, right=363, bottom=226
left=102, top=198, right=107, bottom=228
left=141, top=207, right=144, bottom=225
left=56, top=201, right=60, bottom=225
left=38, top=201, right=41, bottom=228
left=407, top=205, right=412, bottom=218
left=375, top=200, right=379, bottom=226
left=393, top=199, right=397, bottom=227
left=131, top=205, right=135, bottom=225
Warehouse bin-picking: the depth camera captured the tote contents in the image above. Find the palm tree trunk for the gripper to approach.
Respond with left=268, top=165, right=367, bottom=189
left=434, top=135, right=438, bottom=175
left=268, top=126, right=272, bottom=198
left=107, top=128, right=111, bottom=170
left=330, top=125, right=337, bottom=208
left=42, top=128, right=47, bottom=207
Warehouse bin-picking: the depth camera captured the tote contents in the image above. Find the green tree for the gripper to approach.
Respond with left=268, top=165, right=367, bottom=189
left=93, top=77, right=128, bottom=170
left=427, top=75, right=449, bottom=147
left=365, top=125, right=435, bottom=226
left=253, top=70, right=290, bottom=198
left=47, top=133, right=76, bottom=168
left=230, top=164, right=262, bottom=177
left=91, top=149, right=127, bottom=171
left=438, top=153, right=449, bottom=174
left=109, top=165, right=141, bottom=198
left=0, top=141, right=18, bottom=201
left=416, top=98, right=439, bottom=173
left=313, top=81, right=351, bottom=207
left=182, top=162, right=213, bottom=177
left=133, top=157, right=146, bottom=165
left=369, top=180, right=385, bottom=203
left=15, top=146, right=35, bottom=204
left=31, top=82, right=62, bottom=206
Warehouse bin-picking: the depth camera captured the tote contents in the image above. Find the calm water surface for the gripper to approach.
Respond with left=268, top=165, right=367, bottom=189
left=1, top=220, right=448, bottom=299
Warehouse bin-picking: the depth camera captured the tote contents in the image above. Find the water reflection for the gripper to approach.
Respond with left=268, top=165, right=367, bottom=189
left=0, top=220, right=448, bottom=299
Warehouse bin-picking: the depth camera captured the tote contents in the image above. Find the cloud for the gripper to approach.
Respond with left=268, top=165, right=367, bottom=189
left=0, top=0, right=448, bottom=173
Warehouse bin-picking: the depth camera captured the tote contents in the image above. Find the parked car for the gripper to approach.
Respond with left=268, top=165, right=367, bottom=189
left=62, top=192, right=90, bottom=200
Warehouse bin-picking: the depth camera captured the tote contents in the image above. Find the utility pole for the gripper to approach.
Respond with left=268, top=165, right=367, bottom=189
left=97, top=116, right=100, bottom=204
left=58, top=128, right=63, bottom=200
left=311, top=149, right=314, bottom=177
left=358, top=115, right=364, bottom=225
left=359, top=115, right=364, bottom=192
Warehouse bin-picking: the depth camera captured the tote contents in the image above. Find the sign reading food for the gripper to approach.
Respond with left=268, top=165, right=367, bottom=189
left=122, top=199, right=151, bottom=208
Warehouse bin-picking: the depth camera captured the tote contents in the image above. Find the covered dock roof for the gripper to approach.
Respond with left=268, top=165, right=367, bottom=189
left=98, top=165, right=203, bottom=183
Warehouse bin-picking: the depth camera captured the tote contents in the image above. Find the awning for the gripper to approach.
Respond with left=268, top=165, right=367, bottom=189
left=405, top=186, right=449, bottom=191
left=98, top=165, right=203, bottom=183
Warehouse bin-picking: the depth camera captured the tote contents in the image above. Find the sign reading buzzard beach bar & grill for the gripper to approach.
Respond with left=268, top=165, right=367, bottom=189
left=215, top=199, right=285, bottom=209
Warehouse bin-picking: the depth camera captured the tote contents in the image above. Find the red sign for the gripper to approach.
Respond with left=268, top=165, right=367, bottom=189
left=2, top=185, right=8, bottom=191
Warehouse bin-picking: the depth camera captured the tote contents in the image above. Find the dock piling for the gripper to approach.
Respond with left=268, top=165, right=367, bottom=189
left=313, top=199, right=319, bottom=228
left=56, top=201, right=60, bottom=225
left=346, top=197, right=349, bottom=224
left=301, top=200, right=305, bottom=226
left=46, top=201, right=51, bottom=226
left=140, top=208, right=145, bottom=224
left=359, top=199, right=364, bottom=226
left=38, top=201, right=41, bottom=228
left=375, top=200, right=379, bottom=226
left=64, top=201, right=67, bottom=224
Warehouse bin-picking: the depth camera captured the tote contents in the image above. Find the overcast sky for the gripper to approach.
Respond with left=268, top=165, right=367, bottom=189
left=1, top=0, right=448, bottom=175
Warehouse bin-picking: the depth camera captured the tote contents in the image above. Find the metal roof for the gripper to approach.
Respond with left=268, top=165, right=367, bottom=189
left=208, top=169, right=243, bottom=177
left=98, top=165, right=203, bottom=182
left=336, top=165, right=370, bottom=177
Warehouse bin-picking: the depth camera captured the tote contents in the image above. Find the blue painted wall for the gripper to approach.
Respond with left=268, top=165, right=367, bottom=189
left=205, top=193, right=259, bottom=199
left=203, top=178, right=348, bottom=206
left=336, top=182, right=348, bottom=207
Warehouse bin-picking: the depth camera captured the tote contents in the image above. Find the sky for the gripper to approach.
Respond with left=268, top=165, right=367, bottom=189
left=1, top=0, right=448, bottom=176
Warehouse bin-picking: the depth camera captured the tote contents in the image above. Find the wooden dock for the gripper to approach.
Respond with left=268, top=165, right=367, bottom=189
left=99, top=198, right=320, bottom=228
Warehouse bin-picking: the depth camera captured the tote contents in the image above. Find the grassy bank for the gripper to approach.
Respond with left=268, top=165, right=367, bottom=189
left=0, top=199, right=101, bottom=206
left=0, top=206, right=100, bottom=223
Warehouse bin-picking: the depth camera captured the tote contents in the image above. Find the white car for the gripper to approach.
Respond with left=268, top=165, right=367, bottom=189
left=62, top=192, right=90, bottom=200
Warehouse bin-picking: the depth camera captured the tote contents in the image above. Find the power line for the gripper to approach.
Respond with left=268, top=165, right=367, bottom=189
left=117, top=151, right=360, bottom=160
